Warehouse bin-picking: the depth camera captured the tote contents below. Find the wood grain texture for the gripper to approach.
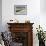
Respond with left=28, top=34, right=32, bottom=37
left=7, top=23, right=34, bottom=46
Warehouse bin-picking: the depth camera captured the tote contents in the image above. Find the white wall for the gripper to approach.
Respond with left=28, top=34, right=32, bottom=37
left=0, top=0, right=2, bottom=32
left=40, top=0, right=46, bottom=31
left=2, top=0, right=40, bottom=30
left=40, top=0, right=46, bottom=13
left=2, top=0, right=46, bottom=46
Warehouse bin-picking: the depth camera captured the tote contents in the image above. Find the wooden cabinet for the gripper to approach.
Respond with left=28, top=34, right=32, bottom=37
left=7, top=23, right=34, bottom=46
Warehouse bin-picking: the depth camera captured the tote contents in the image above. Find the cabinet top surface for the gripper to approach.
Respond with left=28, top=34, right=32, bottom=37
left=7, top=23, right=34, bottom=25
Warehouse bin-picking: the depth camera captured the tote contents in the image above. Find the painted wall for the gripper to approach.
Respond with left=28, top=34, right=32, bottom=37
left=2, top=0, right=46, bottom=46
left=2, top=0, right=40, bottom=31
left=40, top=0, right=46, bottom=13
left=0, top=0, right=2, bottom=32
left=40, top=0, right=46, bottom=31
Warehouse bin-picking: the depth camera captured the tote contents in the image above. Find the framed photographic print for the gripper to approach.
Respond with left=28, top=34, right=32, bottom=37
left=14, top=5, right=27, bottom=15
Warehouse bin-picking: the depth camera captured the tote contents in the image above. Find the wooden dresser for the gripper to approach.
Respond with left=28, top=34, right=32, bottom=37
left=7, top=23, right=34, bottom=46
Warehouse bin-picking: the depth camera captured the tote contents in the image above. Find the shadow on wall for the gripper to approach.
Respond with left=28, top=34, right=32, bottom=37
left=0, top=0, right=2, bottom=32
left=40, top=0, right=46, bottom=13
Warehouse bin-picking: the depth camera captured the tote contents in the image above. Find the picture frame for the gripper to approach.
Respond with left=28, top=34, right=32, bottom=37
left=14, top=5, right=27, bottom=15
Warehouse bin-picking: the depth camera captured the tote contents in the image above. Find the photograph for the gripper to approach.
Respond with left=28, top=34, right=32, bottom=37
left=14, top=5, right=27, bottom=15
